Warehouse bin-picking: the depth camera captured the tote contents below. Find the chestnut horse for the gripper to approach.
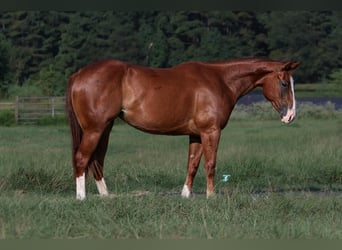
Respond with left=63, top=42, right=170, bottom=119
left=66, top=58, right=299, bottom=200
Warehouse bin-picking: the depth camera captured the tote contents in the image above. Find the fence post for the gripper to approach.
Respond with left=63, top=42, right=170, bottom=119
left=51, top=97, right=55, bottom=118
left=15, top=96, right=19, bottom=123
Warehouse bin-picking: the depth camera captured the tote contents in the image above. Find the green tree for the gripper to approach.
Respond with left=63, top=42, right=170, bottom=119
left=137, top=11, right=170, bottom=67
left=2, top=10, right=342, bottom=96
left=0, top=11, right=66, bottom=85
left=259, top=11, right=342, bottom=82
left=156, top=11, right=268, bottom=66
left=196, top=11, right=268, bottom=60
left=329, top=69, right=342, bottom=84
left=24, top=65, right=65, bottom=96
left=0, top=34, right=11, bottom=95
left=0, top=35, right=9, bottom=77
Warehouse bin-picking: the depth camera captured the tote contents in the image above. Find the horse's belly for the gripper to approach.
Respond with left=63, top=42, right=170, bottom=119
left=121, top=81, right=197, bottom=135
left=121, top=108, right=194, bottom=135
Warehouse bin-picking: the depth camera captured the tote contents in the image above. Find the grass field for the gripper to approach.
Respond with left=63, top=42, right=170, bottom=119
left=0, top=107, right=341, bottom=239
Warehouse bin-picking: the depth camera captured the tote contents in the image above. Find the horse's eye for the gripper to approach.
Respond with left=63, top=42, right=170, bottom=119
left=281, top=80, right=288, bottom=88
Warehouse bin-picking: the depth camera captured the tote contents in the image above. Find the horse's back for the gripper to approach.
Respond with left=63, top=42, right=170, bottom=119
left=69, top=60, right=128, bottom=85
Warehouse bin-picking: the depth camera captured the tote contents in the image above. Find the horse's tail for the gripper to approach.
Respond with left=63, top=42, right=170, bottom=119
left=66, top=75, right=82, bottom=179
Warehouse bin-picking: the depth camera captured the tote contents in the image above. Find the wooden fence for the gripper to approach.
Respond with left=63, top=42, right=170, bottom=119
left=13, top=96, right=66, bottom=124
left=0, top=102, right=15, bottom=111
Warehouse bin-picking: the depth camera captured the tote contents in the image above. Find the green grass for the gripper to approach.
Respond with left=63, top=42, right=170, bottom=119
left=295, top=83, right=342, bottom=98
left=0, top=112, right=341, bottom=239
left=0, top=192, right=341, bottom=239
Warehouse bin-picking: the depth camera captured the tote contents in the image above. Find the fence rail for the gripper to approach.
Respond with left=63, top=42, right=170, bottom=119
left=0, top=102, right=15, bottom=111
left=15, top=96, right=66, bottom=124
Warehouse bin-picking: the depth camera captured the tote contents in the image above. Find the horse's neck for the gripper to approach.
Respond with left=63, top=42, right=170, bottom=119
left=222, top=65, right=268, bottom=99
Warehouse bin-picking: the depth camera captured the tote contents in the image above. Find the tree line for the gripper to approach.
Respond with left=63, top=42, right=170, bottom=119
left=0, top=11, right=342, bottom=97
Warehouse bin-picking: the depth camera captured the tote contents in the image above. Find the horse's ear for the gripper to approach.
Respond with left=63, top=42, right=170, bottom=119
left=282, top=62, right=300, bottom=71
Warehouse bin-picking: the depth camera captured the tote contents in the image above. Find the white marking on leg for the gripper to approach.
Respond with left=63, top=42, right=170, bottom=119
left=206, top=189, right=216, bottom=199
left=96, top=178, right=109, bottom=197
left=281, top=76, right=296, bottom=123
left=76, top=173, right=86, bottom=200
left=181, top=184, right=191, bottom=198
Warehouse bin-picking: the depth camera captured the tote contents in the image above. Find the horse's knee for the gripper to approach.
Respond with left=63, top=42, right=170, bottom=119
left=188, top=163, right=199, bottom=176
left=205, top=160, right=216, bottom=177
left=75, top=151, right=88, bottom=176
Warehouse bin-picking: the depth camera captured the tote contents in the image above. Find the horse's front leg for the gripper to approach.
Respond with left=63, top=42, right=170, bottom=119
left=181, top=135, right=203, bottom=198
left=200, top=127, right=221, bottom=198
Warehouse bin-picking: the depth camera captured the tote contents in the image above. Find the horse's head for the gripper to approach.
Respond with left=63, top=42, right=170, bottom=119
left=258, top=61, right=300, bottom=124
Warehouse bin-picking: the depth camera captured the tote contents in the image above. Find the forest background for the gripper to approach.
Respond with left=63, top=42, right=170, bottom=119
left=0, top=10, right=342, bottom=97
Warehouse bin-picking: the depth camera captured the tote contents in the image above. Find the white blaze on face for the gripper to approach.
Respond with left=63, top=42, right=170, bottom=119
left=96, top=178, right=109, bottom=196
left=281, top=76, right=296, bottom=124
left=76, top=173, right=86, bottom=200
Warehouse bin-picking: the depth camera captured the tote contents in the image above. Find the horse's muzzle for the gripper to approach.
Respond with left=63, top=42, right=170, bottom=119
left=281, top=108, right=296, bottom=124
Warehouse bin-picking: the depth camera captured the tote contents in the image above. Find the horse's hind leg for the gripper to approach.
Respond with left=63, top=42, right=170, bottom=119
left=74, top=129, right=104, bottom=200
left=181, top=136, right=203, bottom=198
left=200, top=128, right=221, bottom=198
left=88, top=120, right=114, bottom=197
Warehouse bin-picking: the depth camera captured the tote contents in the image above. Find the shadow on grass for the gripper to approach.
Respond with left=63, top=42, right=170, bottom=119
left=4, top=165, right=342, bottom=198
left=4, top=167, right=186, bottom=196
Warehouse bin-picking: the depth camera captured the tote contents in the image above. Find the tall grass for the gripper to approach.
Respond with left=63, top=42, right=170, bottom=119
left=0, top=192, right=341, bottom=239
left=0, top=104, right=341, bottom=239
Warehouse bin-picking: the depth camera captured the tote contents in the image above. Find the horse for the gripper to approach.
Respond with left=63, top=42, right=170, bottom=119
left=66, top=58, right=299, bottom=200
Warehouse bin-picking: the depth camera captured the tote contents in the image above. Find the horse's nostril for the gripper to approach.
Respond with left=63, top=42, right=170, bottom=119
left=280, top=107, right=287, bottom=118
